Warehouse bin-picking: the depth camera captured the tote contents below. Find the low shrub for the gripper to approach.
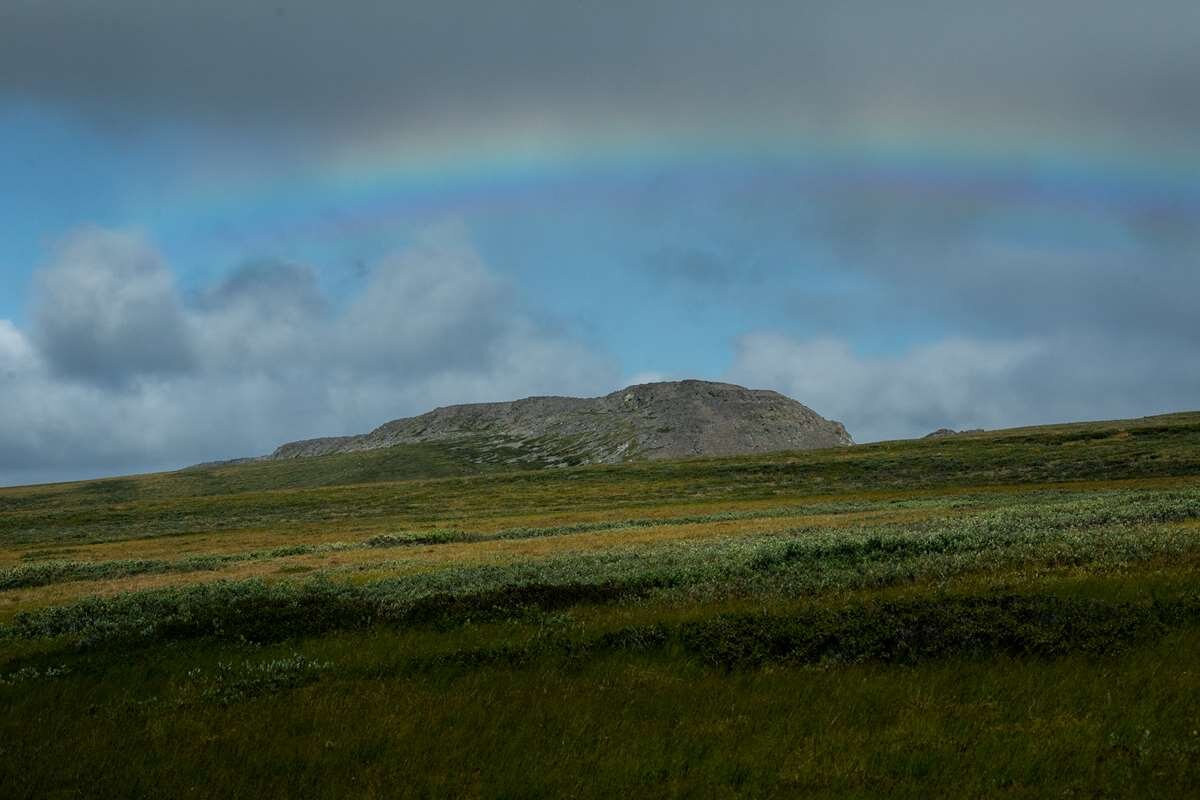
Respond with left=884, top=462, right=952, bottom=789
left=184, top=652, right=330, bottom=705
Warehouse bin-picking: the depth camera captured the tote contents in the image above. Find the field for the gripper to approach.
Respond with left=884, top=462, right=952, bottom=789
left=3, top=413, right=1200, bottom=798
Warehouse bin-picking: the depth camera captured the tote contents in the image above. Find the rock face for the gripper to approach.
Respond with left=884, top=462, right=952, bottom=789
left=269, top=380, right=853, bottom=465
left=923, top=428, right=985, bottom=439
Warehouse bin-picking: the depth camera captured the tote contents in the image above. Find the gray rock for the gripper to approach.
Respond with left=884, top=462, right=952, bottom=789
left=923, top=427, right=985, bottom=439
left=268, top=380, right=853, bottom=465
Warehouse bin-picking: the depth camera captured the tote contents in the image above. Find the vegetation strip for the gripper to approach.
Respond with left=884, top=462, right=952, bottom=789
left=6, top=412, right=1200, bottom=549
left=413, top=592, right=1200, bottom=673
left=0, top=499, right=940, bottom=589
left=7, top=487, right=1198, bottom=592
left=6, top=491, right=1199, bottom=647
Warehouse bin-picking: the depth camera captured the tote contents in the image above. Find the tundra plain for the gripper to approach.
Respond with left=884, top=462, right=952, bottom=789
left=3, top=413, right=1200, bottom=798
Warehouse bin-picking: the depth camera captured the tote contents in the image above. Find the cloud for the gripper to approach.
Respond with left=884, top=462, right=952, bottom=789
left=202, top=261, right=326, bottom=317
left=191, top=261, right=327, bottom=376
left=820, top=206, right=1200, bottom=349
left=0, top=225, right=618, bottom=485
left=726, top=332, right=1200, bottom=442
left=0, top=320, right=37, bottom=376
left=644, top=173, right=1200, bottom=359
left=338, top=224, right=512, bottom=373
left=2, top=1, right=1198, bottom=154
left=31, top=228, right=194, bottom=384
left=649, top=247, right=747, bottom=287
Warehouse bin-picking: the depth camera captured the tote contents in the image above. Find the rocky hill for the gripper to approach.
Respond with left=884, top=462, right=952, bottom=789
left=266, top=380, right=852, bottom=467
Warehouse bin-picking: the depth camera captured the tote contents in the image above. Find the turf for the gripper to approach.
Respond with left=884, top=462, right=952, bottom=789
left=2, top=411, right=1200, bottom=797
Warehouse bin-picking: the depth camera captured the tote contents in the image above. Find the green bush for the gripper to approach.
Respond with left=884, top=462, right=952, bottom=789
left=184, top=652, right=330, bottom=705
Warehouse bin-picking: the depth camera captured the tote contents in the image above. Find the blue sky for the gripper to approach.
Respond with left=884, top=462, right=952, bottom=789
left=1, top=1, right=1199, bottom=485
left=2, top=108, right=938, bottom=379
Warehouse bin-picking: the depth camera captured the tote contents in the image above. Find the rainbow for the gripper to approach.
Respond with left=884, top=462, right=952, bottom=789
left=168, top=125, right=1200, bottom=254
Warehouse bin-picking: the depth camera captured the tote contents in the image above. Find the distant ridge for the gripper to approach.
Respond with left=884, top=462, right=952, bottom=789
left=263, top=380, right=853, bottom=467
left=924, top=427, right=986, bottom=439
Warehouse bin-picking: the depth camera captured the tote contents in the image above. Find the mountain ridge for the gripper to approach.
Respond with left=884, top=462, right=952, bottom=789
left=263, top=380, right=853, bottom=467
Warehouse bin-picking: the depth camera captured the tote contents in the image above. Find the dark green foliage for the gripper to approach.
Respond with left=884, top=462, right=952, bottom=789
left=675, top=593, right=1198, bottom=668
left=3, top=578, right=1200, bottom=798
left=408, top=592, right=1200, bottom=672
left=184, top=652, right=330, bottom=705
left=362, top=530, right=480, bottom=547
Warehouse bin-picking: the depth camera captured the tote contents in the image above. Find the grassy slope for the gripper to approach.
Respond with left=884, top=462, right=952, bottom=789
left=4, top=411, right=1199, bottom=543
left=2, top=412, right=1200, bottom=798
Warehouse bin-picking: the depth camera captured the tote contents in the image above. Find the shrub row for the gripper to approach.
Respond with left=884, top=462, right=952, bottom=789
left=7, top=487, right=1197, bottom=592
left=4, top=491, right=1198, bottom=647
left=410, top=592, right=1200, bottom=672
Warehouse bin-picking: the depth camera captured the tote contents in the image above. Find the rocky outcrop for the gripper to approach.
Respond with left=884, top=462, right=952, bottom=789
left=923, top=428, right=985, bottom=439
left=268, top=380, right=853, bottom=465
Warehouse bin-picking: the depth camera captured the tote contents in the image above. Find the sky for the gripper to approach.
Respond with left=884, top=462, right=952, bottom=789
left=1, top=1, right=1199, bottom=486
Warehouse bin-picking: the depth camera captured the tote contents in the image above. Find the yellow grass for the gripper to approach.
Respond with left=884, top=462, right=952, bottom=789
left=0, top=506, right=943, bottom=618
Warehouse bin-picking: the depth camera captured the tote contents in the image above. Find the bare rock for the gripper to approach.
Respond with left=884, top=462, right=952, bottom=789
left=268, top=380, right=853, bottom=464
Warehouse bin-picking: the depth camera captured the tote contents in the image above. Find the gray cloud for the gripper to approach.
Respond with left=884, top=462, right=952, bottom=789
left=31, top=228, right=195, bottom=384
left=642, top=168, right=1200, bottom=351
left=1, top=2, right=1198, bottom=153
left=1, top=225, right=619, bottom=485
left=810, top=203, right=1200, bottom=347
left=647, top=247, right=768, bottom=292
left=338, top=224, right=514, bottom=374
left=202, top=261, right=326, bottom=317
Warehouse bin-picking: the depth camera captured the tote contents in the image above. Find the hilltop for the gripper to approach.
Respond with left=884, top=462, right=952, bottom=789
left=264, top=380, right=853, bottom=467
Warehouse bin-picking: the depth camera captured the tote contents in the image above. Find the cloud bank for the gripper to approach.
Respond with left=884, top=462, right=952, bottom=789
left=3, top=1, right=1198, bottom=153
left=0, top=225, right=618, bottom=486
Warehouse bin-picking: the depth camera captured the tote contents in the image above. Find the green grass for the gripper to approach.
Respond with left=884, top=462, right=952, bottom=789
left=2, top=411, right=1200, bottom=797
left=6, top=488, right=1200, bottom=646
left=4, top=570, right=1200, bottom=798
left=6, top=487, right=1177, bottom=591
left=4, top=411, right=1200, bottom=547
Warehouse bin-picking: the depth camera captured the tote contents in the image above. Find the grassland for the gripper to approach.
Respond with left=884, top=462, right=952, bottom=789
left=3, top=412, right=1200, bottom=797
